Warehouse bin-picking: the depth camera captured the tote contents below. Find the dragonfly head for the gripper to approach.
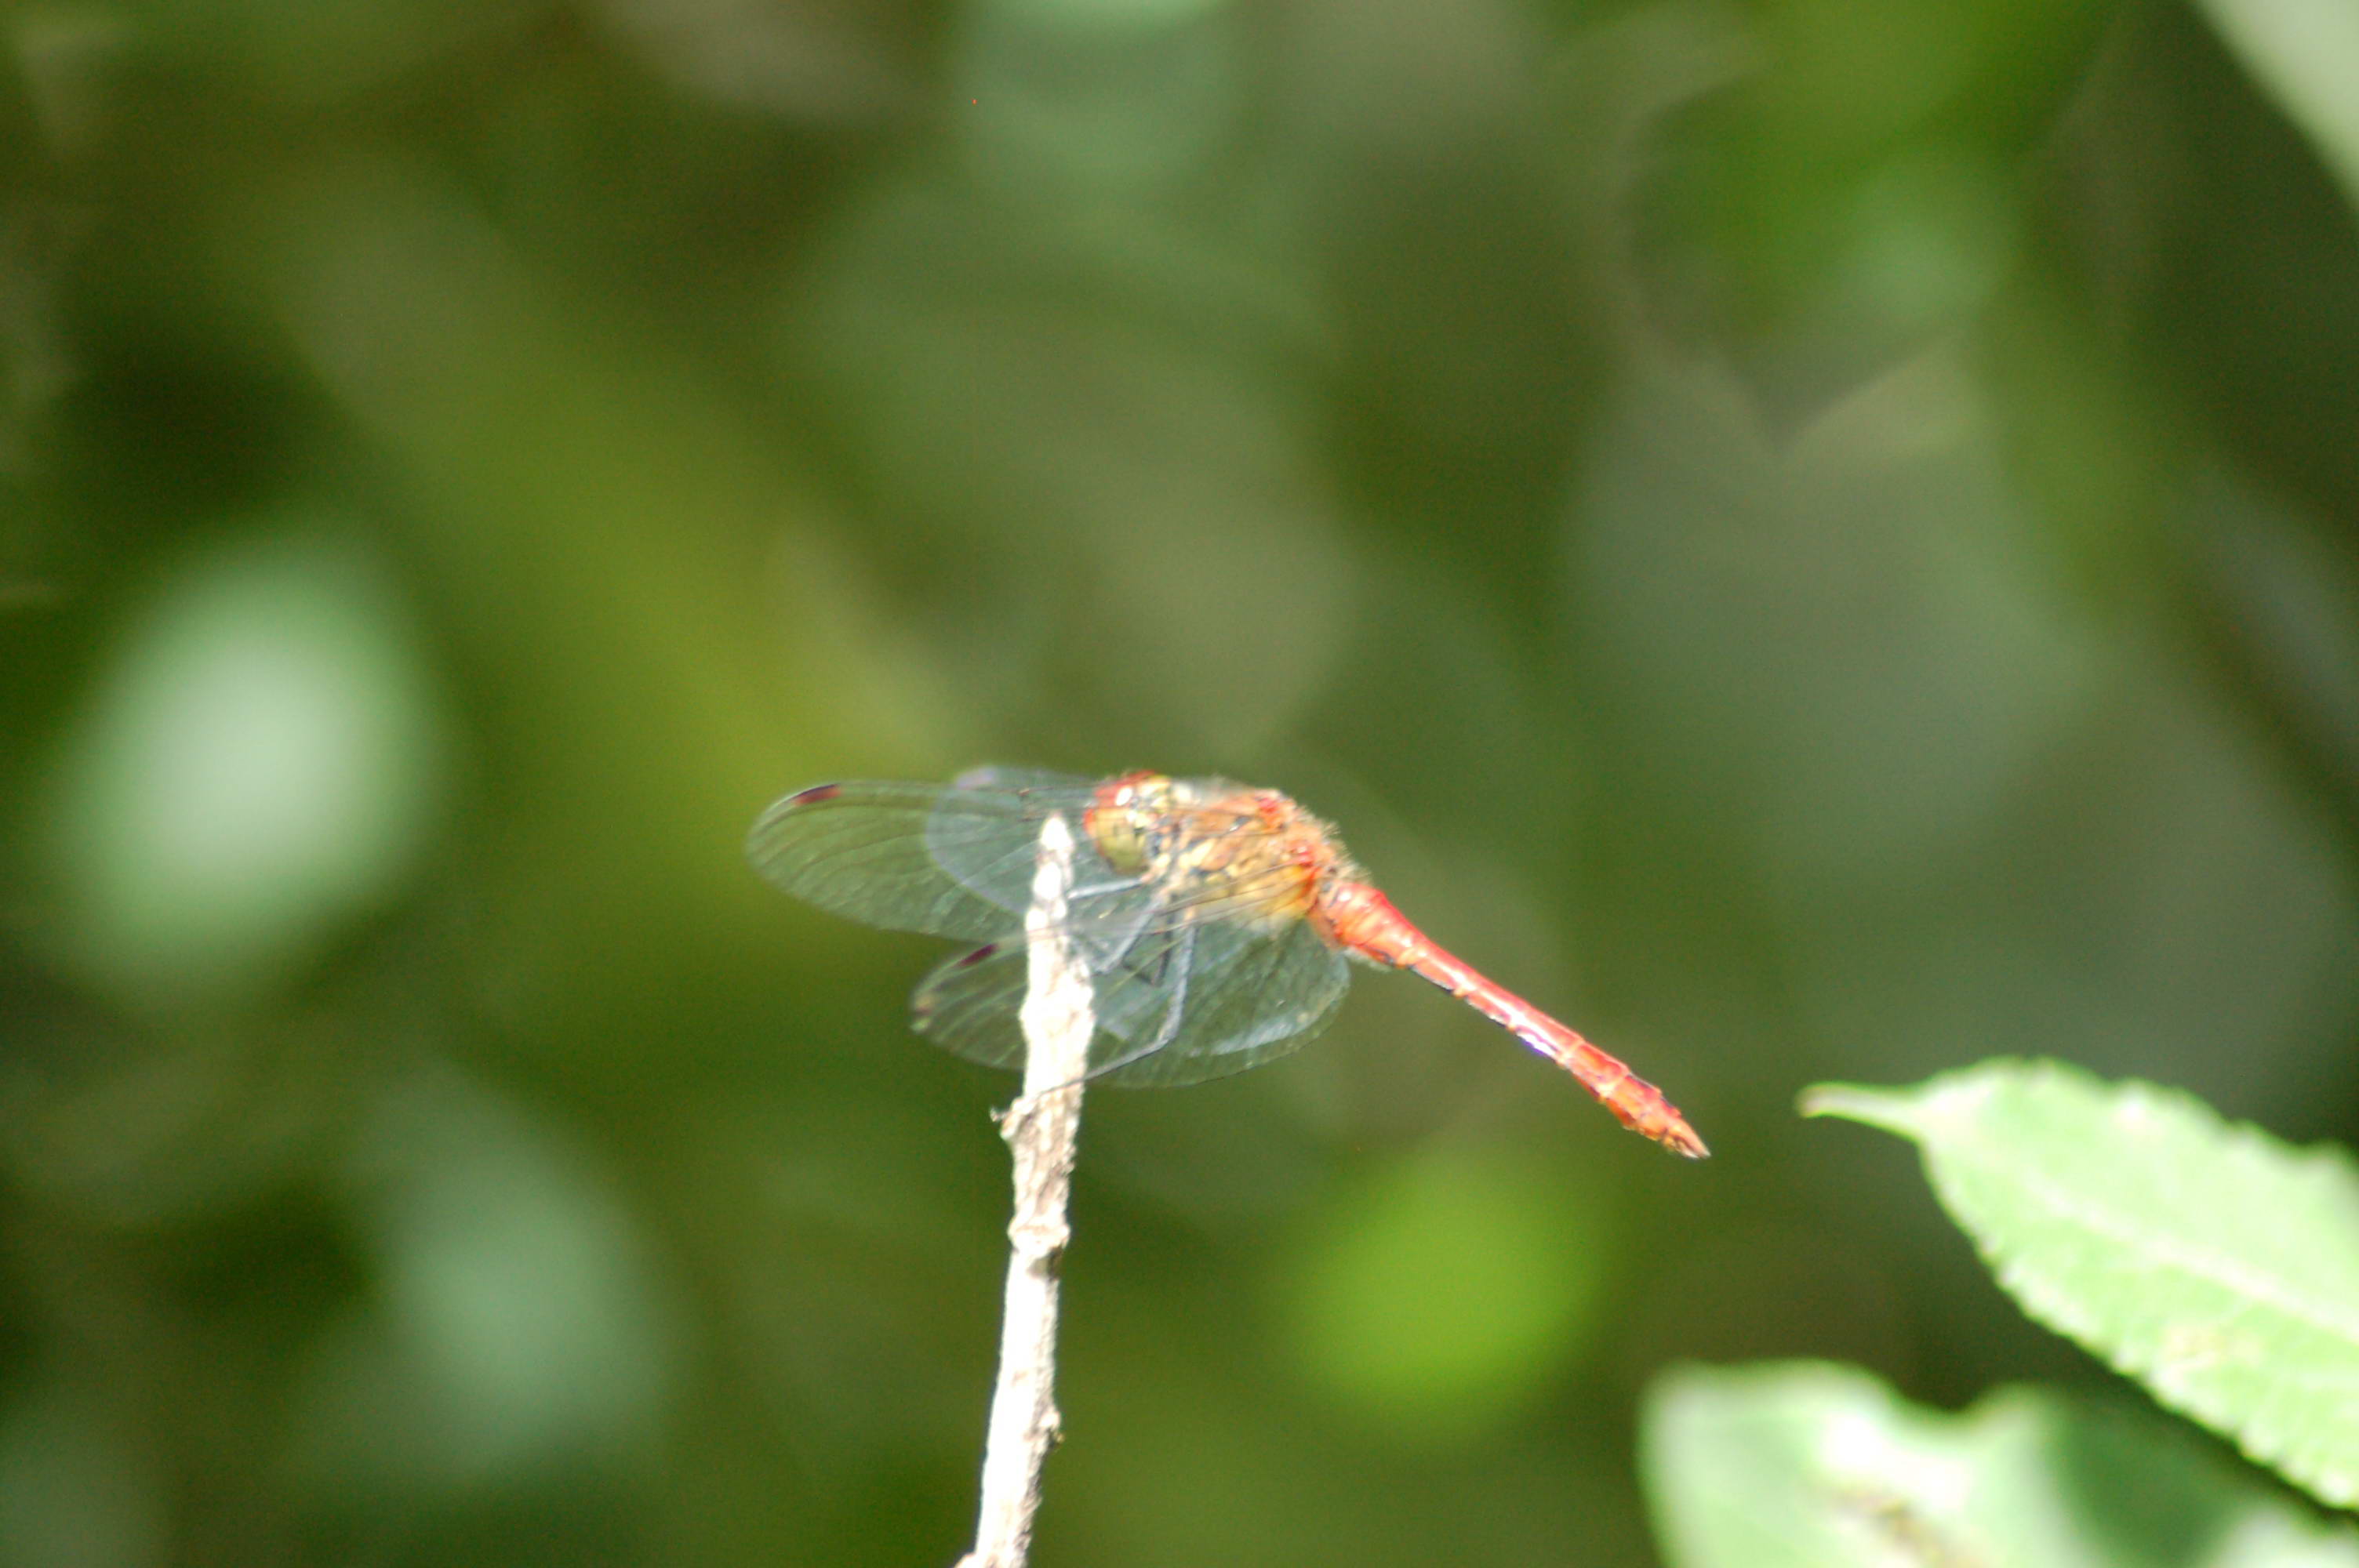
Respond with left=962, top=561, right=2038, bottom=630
left=1083, top=770, right=1172, bottom=876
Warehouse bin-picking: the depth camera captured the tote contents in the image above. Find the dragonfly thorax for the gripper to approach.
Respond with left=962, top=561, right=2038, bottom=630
left=1082, top=771, right=1354, bottom=931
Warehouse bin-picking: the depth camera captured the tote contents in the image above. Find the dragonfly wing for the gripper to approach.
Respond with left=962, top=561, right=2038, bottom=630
left=1095, top=917, right=1349, bottom=1087
left=925, top=771, right=1108, bottom=914
left=907, top=917, right=1349, bottom=1087
left=748, top=781, right=1013, bottom=940
left=950, top=765, right=1098, bottom=793
left=746, top=775, right=1113, bottom=942
left=909, top=924, right=1194, bottom=1076
left=907, top=942, right=1033, bottom=1069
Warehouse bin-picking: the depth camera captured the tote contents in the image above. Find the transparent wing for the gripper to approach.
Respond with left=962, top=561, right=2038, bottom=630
left=748, top=773, right=1332, bottom=955
left=927, top=771, right=1114, bottom=914
left=745, top=775, right=1107, bottom=941
left=948, top=764, right=1095, bottom=794
left=909, top=916, right=1350, bottom=1087
left=1099, top=917, right=1350, bottom=1086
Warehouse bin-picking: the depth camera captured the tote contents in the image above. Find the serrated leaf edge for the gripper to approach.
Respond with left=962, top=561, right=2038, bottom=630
left=1916, top=1091, right=2359, bottom=1509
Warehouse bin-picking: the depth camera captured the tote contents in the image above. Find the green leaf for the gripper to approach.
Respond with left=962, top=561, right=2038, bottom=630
left=2194, top=0, right=2359, bottom=217
left=1803, top=1060, right=2359, bottom=1508
left=1643, top=1361, right=2359, bottom=1568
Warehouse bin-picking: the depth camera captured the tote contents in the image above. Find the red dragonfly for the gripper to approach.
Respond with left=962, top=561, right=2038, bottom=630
left=747, top=768, right=1706, bottom=1157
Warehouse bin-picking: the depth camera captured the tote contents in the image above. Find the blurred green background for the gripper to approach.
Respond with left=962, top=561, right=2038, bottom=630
left=5, top=0, right=2359, bottom=1563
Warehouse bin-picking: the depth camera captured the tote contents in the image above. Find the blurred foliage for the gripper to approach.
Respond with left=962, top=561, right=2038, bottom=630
left=1644, top=1361, right=2359, bottom=1568
left=2, top=0, right=2357, bottom=1564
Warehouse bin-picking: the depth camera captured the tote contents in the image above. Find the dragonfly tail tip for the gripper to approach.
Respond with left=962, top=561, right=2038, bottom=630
left=1661, top=1120, right=1710, bottom=1160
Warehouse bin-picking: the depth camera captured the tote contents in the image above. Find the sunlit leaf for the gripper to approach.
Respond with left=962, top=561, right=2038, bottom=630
left=2194, top=0, right=2359, bottom=216
left=1805, top=1061, right=2359, bottom=1508
left=1643, top=1360, right=2359, bottom=1568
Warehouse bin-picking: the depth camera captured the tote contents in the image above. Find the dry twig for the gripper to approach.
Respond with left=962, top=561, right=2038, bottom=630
left=954, top=812, right=1092, bottom=1568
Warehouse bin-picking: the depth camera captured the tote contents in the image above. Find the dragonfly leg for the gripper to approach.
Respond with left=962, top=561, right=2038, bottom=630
left=1081, top=922, right=1198, bottom=1083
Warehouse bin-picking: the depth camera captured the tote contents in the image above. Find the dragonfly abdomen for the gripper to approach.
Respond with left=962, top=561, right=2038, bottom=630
left=1312, top=880, right=1708, bottom=1159
left=1447, top=962, right=1707, bottom=1159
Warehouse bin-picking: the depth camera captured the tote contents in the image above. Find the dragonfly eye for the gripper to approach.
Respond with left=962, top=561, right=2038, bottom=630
left=1085, top=805, right=1150, bottom=875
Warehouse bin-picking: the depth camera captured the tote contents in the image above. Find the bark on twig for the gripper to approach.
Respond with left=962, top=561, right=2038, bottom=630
left=954, top=812, right=1092, bottom=1568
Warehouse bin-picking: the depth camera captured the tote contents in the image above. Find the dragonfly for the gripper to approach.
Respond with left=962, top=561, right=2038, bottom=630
left=747, top=768, right=1707, bottom=1157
